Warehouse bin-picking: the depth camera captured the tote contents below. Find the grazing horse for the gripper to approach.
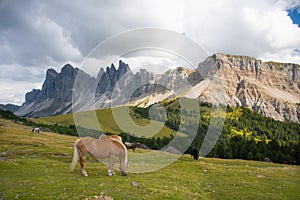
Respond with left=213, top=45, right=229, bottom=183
left=70, top=137, right=128, bottom=176
left=32, top=127, right=40, bottom=133
left=99, top=134, right=122, bottom=142
left=125, top=142, right=140, bottom=152
left=191, top=147, right=199, bottom=160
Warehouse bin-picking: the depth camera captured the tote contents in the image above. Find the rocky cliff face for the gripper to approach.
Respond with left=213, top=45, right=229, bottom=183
left=15, top=54, right=300, bottom=122
left=96, top=60, right=132, bottom=94
left=16, top=64, right=95, bottom=117
left=195, top=53, right=300, bottom=122
left=128, top=53, right=300, bottom=122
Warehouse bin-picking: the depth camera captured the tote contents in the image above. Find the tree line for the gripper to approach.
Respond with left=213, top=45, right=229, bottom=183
left=131, top=99, right=300, bottom=164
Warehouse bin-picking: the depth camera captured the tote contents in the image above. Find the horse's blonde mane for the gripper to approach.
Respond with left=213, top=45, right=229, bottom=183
left=99, top=134, right=122, bottom=142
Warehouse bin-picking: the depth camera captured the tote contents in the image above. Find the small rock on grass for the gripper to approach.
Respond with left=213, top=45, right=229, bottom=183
left=131, top=182, right=138, bottom=187
left=85, top=195, right=113, bottom=200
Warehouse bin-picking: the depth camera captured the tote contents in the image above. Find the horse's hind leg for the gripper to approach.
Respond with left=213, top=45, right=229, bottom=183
left=80, top=153, right=88, bottom=176
left=77, top=141, right=88, bottom=176
left=108, top=154, right=115, bottom=176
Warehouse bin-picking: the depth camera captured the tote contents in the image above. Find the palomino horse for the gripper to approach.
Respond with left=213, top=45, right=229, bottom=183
left=99, top=134, right=122, bottom=142
left=70, top=137, right=128, bottom=176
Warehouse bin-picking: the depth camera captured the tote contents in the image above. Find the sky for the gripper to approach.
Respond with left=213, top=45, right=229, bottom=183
left=0, top=0, right=300, bottom=105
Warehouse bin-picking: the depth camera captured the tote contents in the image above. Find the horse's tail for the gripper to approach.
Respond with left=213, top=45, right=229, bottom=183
left=70, top=139, right=80, bottom=172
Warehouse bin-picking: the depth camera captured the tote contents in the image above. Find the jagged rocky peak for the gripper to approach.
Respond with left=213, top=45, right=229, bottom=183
left=118, top=60, right=130, bottom=75
left=46, top=68, right=58, bottom=78
left=96, top=60, right=133, bottom=94
left=98, top=60, right=132, bottom=79
left=61, top=63, right=76, bottom=77
left=61, top=63, right=74, bottom=70
left=106, top=63, right=116, bottom=77
left=16, top=63, right=94, bottom=117
left=44, top=64, right=75, bottom=84
left=97, top=67, right=105, bottom=79
left=25, top=89, right=41, bottom=104
left=41, top=63, right=76, bottom=98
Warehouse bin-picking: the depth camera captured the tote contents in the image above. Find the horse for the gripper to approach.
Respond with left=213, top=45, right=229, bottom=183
left=99, top=134, right=122, bottom=142
left=32, top=127, right=40, bottom=133
left=70, top=137, right=128, bottom=176
left=125, top=142, right=140, bottom=152
left=191, top=147, right=199, bottom=160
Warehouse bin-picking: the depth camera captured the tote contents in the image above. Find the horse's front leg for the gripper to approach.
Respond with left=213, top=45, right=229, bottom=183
left=108, top=154, right=115, bottom=176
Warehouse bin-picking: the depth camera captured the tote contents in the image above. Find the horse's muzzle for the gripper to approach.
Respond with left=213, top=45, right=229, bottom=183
left=121, top=171, right=127, bottom=176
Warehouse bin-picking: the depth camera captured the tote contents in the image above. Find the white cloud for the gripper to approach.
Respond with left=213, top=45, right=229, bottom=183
left=1, top=0, right=300, bottom=104
left=0, top=79, right=42, bottom=105
left=177, top=0, right=300, bottom=63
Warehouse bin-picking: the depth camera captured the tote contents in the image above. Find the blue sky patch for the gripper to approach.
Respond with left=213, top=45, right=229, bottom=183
left=288, top=7, right=300, bottom=27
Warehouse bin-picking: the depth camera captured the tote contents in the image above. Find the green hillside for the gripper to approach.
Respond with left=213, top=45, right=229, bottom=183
left=0, top=118, right=299, bottom=199
left=29, top=97, right=300, bottom=165
left=31, top=107, right=178, bottom=138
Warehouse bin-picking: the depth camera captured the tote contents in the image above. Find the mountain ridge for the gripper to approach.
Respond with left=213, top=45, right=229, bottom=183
left=0, top=104, right=20, bottom=113
left=15, top=53, right=300, bottom=122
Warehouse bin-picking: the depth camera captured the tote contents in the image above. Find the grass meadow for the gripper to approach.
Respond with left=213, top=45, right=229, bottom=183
left=0, top=118, right=299, bottom=199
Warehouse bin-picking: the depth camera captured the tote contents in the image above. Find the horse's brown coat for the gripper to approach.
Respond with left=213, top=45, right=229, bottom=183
left=125, top=142, right=140, bottom=152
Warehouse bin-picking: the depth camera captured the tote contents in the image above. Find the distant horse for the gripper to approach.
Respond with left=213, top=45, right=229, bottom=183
left=99, top=134, right=122, bottom=142
left=191, top=147, right=199, bottom=160
left=32, top=127, right=40, bottom=133
left=70, top=137, right=128, bottom=176
left=125, top=142, right=140, bottom=152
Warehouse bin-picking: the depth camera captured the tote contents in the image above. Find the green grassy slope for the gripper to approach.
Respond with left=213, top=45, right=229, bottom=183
left=0, top=118, right=299, bottom=199
left=31, top=107, right=177, bottom=138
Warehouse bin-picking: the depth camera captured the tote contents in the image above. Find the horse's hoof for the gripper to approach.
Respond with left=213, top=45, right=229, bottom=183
left=107, top=172, right=113, bottom=176
left=82, top=172, right=88, bottom=177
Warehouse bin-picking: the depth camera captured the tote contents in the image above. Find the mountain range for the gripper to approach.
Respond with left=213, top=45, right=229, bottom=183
left=15, top=53, right=300, bottom=122
left=0, top=104, right=20, bottom=112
